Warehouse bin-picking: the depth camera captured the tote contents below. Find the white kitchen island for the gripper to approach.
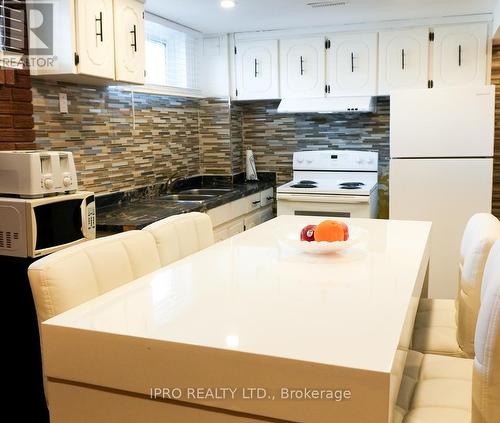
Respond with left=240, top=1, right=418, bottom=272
left=42, top=216, right=431, bottom=423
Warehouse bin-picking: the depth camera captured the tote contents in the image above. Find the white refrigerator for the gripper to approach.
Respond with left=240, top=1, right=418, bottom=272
left=390, top=86, right=495, bottom=299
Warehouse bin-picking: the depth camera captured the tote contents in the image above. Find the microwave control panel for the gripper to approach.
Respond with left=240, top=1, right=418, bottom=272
left=86, top=203, right=96, bottom=232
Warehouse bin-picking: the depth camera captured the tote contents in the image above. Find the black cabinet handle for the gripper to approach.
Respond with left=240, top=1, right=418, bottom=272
left=351, top=52, right=354, bottom=73
left=300, top=55, right=304, bottom=76
left=254, top=58, right=258, bottom=77
left=402, top=49, right=405, bottom=70
left=458, top=44, right=462, bottom=67
left=130, top=24, right=137, bottom=52
left=252, top=200, right=261, bottom=205
left=96, top=12, right=103, bottom=42
left=266, top=196, right=273, bottom=201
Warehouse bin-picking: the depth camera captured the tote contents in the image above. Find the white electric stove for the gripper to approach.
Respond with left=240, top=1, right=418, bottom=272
left=277, top=150, right=379, bottom=218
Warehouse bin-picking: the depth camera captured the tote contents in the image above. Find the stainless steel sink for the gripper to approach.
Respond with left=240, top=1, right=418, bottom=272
left=178, top=189, right=233, bottom=196
left=160, top=194, right=215, bottom=201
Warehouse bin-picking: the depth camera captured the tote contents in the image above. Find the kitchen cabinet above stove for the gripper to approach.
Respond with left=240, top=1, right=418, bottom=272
left=233, top=21, right=490, bottom=101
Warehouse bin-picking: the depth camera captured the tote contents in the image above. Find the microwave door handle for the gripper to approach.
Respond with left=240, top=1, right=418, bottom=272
left=31, top=208, right=37, bottom=255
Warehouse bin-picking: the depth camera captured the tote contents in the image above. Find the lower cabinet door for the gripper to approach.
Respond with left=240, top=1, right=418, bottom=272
left=213, top=219, right=245, bottom=242
left=260, top=206, right=274, bottom=223
left=244, top=212, right=262, bottom=231
left=213, top=227, right=228, bottom=243
left=227, top=219, right=245, bottom=237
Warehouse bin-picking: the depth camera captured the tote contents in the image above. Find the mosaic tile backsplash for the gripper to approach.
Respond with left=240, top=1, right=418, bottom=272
left=32, top=79, right=390, bottom=216
left=199, top=97, right=232, bottom=175
left=33, top=80, right=201, bottom=194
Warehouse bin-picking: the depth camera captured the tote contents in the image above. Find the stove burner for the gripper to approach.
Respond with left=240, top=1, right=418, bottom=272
left=291, top=183, right=317, bottom=189
left=299, top=180, right=317, bottom=184
left=339, top=182, right=365, bottom=188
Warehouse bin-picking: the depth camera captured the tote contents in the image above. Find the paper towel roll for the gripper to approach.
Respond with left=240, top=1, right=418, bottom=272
left=246, top=149, right=258, bottom=181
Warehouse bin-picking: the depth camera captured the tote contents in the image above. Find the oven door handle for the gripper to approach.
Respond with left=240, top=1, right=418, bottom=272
left=277, top=194, right=370, bottom=204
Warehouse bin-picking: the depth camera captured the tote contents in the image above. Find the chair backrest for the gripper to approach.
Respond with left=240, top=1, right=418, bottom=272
left=472, top=240, right=500, bottom=423
left=28, top=230, right=162, bottom=323
left=457, top=213, right=500, bottom=357
left=143, top=212, right=215, bottom=267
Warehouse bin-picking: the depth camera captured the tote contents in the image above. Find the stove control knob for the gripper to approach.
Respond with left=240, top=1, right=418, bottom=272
left=297, top=157, right=304, bottom=163
left=44, top=178, right=54, bottom=190
left=356, top=157, right=364, bottom=164
left=367, top=158, right=374, bottom=164
left=63, top=176, right=72, bottom=187
left=306, top=159, right=313, bottom=164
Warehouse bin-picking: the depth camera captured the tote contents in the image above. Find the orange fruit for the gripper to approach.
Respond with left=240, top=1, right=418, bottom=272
left=314, top=220, right=345, bottom=242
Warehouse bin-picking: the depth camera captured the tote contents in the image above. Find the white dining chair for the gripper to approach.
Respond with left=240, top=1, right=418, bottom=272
left=27, top=230, right=162, bottom=403
left=395, top=239, right=500, bottom=423
left=412, top=213, right=500, bottom=357
left=28, top=230, right=162, bottom=323
left=143, top=212, right=215, bottom=266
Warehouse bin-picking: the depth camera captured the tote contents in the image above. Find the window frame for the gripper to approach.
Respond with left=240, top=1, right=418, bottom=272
left=135, top=12, right=202, bottom=98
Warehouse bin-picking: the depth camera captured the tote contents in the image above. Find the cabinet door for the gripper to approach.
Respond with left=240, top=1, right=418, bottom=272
left=260, top=188, right=274, bottom=207
left=213, top=226, right=228, bottom=243
left=280, top=37, right=326, bottom=98
left=227, top=219, right=245, bottom=238
left=76, top=0, right=115, bottom=79
left=243, top=211, right=262, bottom=231
left=432, top=23, right=488, bottom=88
left=327, top=32, right=378, bottom=97
left=113, top=0, right=145, bottom=84
left=378, top=28, right=429, bottom=95
left=235, top=40, right=279, bottom=100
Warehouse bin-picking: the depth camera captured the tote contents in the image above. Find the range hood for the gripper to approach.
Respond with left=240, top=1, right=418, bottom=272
left=277, top=97, right=376, bottom=114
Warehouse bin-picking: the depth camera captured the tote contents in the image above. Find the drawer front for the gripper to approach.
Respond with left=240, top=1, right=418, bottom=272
left=206, top=203, right=232, bottom=228
left=247, top=193, right=262, bottom=212
left=260, top=188, right=274, bottom=207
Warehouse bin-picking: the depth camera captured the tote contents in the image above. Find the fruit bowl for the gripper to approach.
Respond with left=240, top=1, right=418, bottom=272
left=279, top=225, right=366, bottom=254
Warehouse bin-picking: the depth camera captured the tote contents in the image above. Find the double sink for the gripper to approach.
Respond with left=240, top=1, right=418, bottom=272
left=160, top=188, right=234, bottom=204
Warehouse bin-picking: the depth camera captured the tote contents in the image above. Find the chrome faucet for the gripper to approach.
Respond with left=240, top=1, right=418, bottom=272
left=166, top=172, right=187, bottom=193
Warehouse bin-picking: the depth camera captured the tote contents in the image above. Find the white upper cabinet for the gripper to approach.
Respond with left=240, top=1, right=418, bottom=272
left=235, top=39, right=279, bottom=100
left=378, top=28, right=429, bottom=95
left=76, top=0, right=115, bottom=79
left=29, top=0, right=145, bottom=84
left=279, top=37, right=326, bottom=98
left=326, top=32, right=378, bottom=97
left=113, top=0, right=145, bottom=84
left=432, top=23, right=488, bottom=88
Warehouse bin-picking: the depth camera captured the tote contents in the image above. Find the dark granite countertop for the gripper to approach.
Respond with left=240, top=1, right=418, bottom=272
left=96, top=173, right=276, bottom=233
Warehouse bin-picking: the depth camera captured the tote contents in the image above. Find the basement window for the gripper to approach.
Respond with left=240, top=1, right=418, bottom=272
left=144, top=13, right=201, bottom=95
left=0, top=0, right=26, bottom=68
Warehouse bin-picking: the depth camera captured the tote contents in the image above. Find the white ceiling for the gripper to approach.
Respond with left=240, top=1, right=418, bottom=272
left=145, top=0, right=496, bottom=34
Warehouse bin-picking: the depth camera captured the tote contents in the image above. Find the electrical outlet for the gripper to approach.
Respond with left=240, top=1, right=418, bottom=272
left=59, top=93, right=68, bottom=114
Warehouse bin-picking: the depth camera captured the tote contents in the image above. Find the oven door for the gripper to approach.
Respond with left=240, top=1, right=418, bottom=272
left=277, top=193, right=373, bottom=218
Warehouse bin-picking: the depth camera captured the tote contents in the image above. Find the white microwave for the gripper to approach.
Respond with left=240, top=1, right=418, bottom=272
left=0, top=192, right=96, bottom=258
